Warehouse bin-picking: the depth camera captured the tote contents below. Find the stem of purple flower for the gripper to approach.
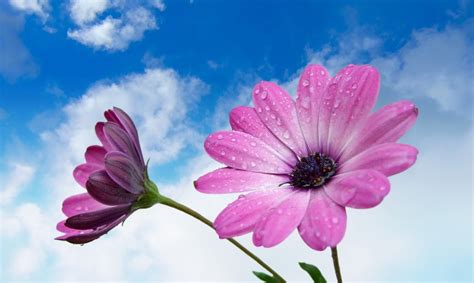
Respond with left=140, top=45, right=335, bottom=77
left=158, top=194, right=286, bottom=282
left=331, top=246, right=343, bottom=283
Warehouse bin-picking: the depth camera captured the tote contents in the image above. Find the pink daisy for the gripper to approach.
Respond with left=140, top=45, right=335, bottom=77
left=195, top=64, right=418, bottom=250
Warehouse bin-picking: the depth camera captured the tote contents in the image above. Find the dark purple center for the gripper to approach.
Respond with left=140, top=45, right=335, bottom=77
left=289, top=153, right=337, bottom=189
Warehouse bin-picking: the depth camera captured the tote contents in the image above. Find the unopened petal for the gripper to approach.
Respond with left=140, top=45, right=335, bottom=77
left=104, top=151, right=144, bottom=194
left=86, top=170, right=139, bottom=205
left=64, top=204, right=130, bottom=230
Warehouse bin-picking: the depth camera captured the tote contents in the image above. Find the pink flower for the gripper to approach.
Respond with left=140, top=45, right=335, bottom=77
left=56, top=107, right=158, bottom=244
left=195, top=64, right=418, bottom=250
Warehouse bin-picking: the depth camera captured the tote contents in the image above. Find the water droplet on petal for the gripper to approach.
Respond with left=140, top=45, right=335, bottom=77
left=261, top=91, right=268, bottom=99
left=250, top=141, right=257, bottom=146
left=250, top=161, right=256, bottom=167
left=217, top=134, right=223, bottom=140
left=351, top=83, right=358, bottom=89
left=283, top=131, right=290, bottom=139
left=302, top=79, right=309, bottom=87
left=332, top=217, right=339, bottom=224
left=265, top=106, right=270, bottom=111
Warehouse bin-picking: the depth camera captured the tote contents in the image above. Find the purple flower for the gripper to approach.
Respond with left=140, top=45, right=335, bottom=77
left=56, top=107, right=159, bottom=244
left=195, top=64, right=419, bottom=250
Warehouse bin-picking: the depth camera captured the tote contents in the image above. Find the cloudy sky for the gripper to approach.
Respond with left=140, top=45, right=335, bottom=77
left=0, top=0, right=472, bottom=282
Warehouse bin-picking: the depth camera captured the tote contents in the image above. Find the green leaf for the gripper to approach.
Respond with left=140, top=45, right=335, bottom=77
left=252, top=271, right=280, bottom=283
left=298, top=262, right=327, bottom=283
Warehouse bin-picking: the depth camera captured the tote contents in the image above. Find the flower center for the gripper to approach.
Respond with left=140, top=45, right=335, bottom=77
left=289, top=153, right=337, bottom=189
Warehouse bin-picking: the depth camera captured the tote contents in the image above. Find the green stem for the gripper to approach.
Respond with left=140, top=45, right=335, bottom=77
left=158, top=194, right=286, bottom=282
left=331, top=247, right=343, bottom=283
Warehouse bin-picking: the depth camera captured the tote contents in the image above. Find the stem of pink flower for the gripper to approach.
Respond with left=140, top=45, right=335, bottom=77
left=331, top=246, right=343, bottom=283
left=157, top=194, right=286, bottom=282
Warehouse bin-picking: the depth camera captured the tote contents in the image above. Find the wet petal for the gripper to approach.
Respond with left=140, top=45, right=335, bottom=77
left=340, top=143, right=418, bottom=176
left=64, top=204, right=130, bottom=230
left=214, top=189, right=293, bottom=238
left=298, top=190, right=346, bottom=251
left=103, top=122, right=142, bottom=168
left=296, top=64, right=330, bottom=152
left=253, top=189, right=310, bottom=247
left=62, top=193, right=109, bottom=217
left=104, top=151, right=144, bottom=194
left=340, top=100, right=418, bottom=161
left=325, top=170, right=390, bottom=209
left=253, top=81, right=308, bottom=157
left=195, top=167, right=289, bottom=194
left=204, top=131, right=292, bottom=174
left=230, top=106, right=297, bottom=165
left=84, top=145, right=106, bottom=165
left=73, top=163, right=102, bottom=187
left=319, top=65, right=380, bottom=157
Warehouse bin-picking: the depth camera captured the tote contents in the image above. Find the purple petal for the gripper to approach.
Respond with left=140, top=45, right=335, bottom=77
left=195, top=167, right=289, bottom=194
left=104, top=151, right=144, bottom=194
left=95, top=122, right=112, bottom=150
left=86, top=170, right=139, bottom=205
left=56, top=215, right=126, bottom=244
left=339, top=143, right=418, bottom=176
left=230, top=106, right=298, bottom=165
left=84, top=145, right=107, bottom=165
left=64, top=204, right=130, bottom=230
left=73, top=163, right=102, bottom=188
left=103, top=122, right=143, bottom=168
left=111, top=107, right=144, bottom=165
left=296, top=64, right=330, bottom=153
left=325, top=170, right=390, bottom=209
left=62, top=193, right=109, bottom=217
left=298, top=190, right=346, bottom=251
left=253, top=189, right=311, bottom=247
left=253, top=81, right=309, bottom=157
left=340, top=100, right=418, bottom=161
left=204, top=131, right=292, bottom=174
left=214, top=188, right=294, bottom=238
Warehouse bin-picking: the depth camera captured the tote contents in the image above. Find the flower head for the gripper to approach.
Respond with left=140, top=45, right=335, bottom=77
left=195, top=64, right=419, bottom=250
left=56, top=107, right=159, bottom=244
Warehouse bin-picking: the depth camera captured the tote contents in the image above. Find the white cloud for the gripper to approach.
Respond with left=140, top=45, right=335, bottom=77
left=67, top=1, right=165, bottom=51
left=8, top=0, right=50, bottom=20
left=0, top=163, right=35, bottom=205
left=307, top=22, right=473, bottom=116
left=68, top=0, right=108, bottom=25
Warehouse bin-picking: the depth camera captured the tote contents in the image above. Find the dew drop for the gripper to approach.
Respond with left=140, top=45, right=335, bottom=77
left=261, top=91, right=268, bottom=99
left=351, top=83, right=358, bottom=89
left=250, top=161, right=256, bottom=167
left=75, top=206, right=82, bottom=211
left=231, top=156, right=236, bottom=161
left=265, top=106, right=270, bottom=111
left=257, top=107, right=263, bottom=113
left=277, top=209, right=283, bottom=215
left=331, top=217, right=339, bottom=224
left=220, top=151, right=226, bottom=156
left=302, top=79, right=309, bottom=87
left=320, top=70, right=325, bottom=75
left=250, top=141, right=257, bottom=146
left=238, top=194, right=246, bottom=200
left=283, top=131, right=290, bottom=139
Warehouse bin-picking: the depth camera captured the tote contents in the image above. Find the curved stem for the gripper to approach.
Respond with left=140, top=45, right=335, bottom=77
left=331, top=247, right=343, bottom=283
left=159, top=195, right=286, bottom=282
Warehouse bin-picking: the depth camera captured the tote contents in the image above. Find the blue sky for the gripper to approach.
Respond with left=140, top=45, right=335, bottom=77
left=0, top=0, right=472, bottom=281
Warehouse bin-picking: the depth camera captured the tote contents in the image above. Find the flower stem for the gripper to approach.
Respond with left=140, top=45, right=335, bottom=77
left=158, top=195, right=286, bottom=282
left=331, top=246, right=343, bottom=283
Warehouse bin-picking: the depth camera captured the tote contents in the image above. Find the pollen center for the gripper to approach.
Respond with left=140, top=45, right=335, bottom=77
left=289, top=153, right=337, bottom=189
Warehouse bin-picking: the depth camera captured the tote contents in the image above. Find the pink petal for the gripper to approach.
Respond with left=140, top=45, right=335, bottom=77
left=325, top=170, right=390, bottom=209
left=73, top=163, right=102, bottom=187
left=195, top=168, right=290, bottom=194
left=253, top=81, right=308, bottom=157
left=84, top=145, right=107, bottom=165
left=340, top=100, right=418, bottom=161
left=319, top=65, right=380, bottom=158
left=298, top=190, right=346, bottom=251
left=296, top=64, right=330, bottom=153
left=214, top=189, right=293, bottom=238
left=253, top=189, right=310, bottom=247
left=204, top=131, right=292, bottom=174
left=230, top=106, right=297, bottom=165
left=339, top=143, right=418, bottom=176
left=62, top=193, right=109, bottom=217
